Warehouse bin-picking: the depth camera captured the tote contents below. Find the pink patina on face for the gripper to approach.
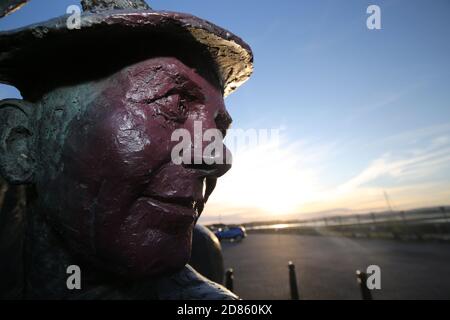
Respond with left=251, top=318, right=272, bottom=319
left=41, top=57, right=232, bottom=278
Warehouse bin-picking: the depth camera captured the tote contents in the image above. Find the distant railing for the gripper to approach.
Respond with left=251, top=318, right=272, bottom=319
left=241, top=206, right=450, bottom=241
left=246, top=206, right=449, bottom=230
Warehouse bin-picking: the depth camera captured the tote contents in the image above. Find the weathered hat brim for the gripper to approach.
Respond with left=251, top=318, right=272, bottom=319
left=0, top=10, right=253, bottom=97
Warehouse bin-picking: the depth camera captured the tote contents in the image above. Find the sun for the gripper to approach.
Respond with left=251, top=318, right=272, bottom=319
left=207, top=139, right=321, bottom=216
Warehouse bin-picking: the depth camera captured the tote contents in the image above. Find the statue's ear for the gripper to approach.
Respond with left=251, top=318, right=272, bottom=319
left=0, top=99, right=35, bottom=184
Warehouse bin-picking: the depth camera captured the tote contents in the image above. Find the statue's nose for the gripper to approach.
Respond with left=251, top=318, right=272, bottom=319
left=183, top=144, right=232, bottom=178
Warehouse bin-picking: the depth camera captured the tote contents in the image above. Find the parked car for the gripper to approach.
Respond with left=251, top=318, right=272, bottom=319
left=214, top=226, right=247, bottom=242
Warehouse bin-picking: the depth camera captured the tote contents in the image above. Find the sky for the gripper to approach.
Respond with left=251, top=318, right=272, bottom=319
left=1, top=0, right=449, bottom=224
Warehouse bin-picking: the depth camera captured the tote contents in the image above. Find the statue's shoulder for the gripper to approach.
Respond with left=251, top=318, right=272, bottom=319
left=156, top=265, right=238, bottom=300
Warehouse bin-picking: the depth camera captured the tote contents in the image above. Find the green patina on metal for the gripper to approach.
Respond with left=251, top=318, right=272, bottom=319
left=0, top=0, right=252, bottom=300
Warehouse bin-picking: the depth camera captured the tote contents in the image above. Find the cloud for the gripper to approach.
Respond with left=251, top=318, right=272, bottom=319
left=378, top=122, right=450, bottom=147
left=345, top=80, right=429, bottom=124
left=336, top=150, right=449, bottom=193
left=203, top=135, right=330, bottom=221
left=202, top=123, right=450, bottom=223
left=337, top=132, right=450, bottom=193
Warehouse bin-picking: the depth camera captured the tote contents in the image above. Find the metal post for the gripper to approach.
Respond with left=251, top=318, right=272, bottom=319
left=225, top=268, right=234, bottom=292
left=441, top=206, right=449, bottom=224
left=356, top=270, right=373, bottom=300
left=288, top=261, right=300, bottom=300
left=441, top=207, right=450, bottom=235
left=371, top=212, right=376, bottom=224
left=400, top=211, right=407, bottom=224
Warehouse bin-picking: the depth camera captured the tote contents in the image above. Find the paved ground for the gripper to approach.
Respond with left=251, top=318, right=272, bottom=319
left=221, top=234, right=450, bottom=300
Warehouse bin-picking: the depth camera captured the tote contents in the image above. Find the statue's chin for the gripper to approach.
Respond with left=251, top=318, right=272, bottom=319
left=92, top=227, right=194, bottom=280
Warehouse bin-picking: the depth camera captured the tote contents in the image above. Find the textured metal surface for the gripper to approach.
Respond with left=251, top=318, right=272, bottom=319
left=81, top=0, right=151, bottom=11
left=0, top=0, right=29, bottom=18
left=157, top=265, right=237, bottom=300
left=190, top=225, right=225, bottom=284
left=0, top=7, right=253, bottom=97
left=0, top=56, right=236, bottom=300
left=0, top=0, right=251, bottom=300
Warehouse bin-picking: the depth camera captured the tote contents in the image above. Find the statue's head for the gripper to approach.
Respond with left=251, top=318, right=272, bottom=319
left=0, top=0, right=253, bottom=279
left=1, top=55, right=232, bottom=278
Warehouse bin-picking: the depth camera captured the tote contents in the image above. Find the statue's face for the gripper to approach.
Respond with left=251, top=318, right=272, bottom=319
left=35, top=57, right=232, bottom=278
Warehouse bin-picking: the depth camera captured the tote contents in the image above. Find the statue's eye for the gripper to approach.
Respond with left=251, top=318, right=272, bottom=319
left=154, top=94, right=188, bottom=124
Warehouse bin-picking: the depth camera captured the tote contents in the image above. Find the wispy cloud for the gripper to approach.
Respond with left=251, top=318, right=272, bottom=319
left=337, top=144, right=450, bottom=193
left=202, top=123, right=450, bottom=223
left=344, top=80, right=430, bottom=124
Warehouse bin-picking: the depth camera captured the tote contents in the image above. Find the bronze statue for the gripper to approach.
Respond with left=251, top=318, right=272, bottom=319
left=0, top=0, right=253, bottom=299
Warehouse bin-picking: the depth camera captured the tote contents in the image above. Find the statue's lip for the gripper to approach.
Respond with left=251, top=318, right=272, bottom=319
left=133, top=196, right=199, bottom=234
left=149, top=195, right=198, bottom=211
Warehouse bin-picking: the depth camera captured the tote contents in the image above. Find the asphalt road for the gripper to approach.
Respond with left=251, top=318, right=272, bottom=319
left=221, top=234, right=450, bottom=300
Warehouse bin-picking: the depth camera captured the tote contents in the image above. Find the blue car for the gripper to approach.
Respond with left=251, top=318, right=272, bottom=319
left=214, top=226, right=247, bottom=241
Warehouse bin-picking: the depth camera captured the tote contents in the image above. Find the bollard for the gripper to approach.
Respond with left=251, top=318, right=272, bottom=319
left=288, top=261, right=300, bottom=300
left=441, top=206, right=449, bottom=224
left=225, top=268, right=234, bottom=292
left=356, top=270, right=373, bottom=300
